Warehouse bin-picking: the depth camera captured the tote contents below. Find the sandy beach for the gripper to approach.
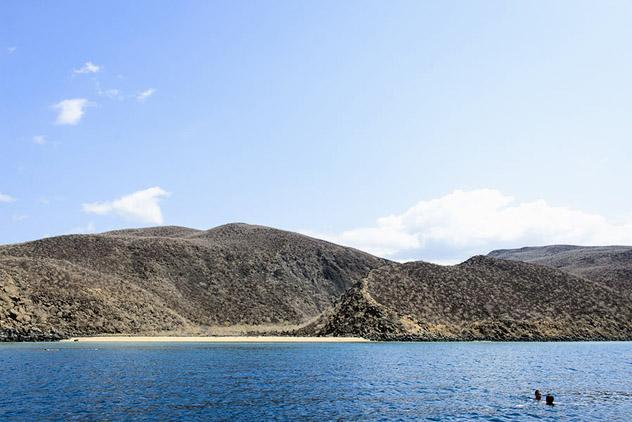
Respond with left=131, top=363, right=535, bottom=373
left=61, top=336, right=369, bottom=343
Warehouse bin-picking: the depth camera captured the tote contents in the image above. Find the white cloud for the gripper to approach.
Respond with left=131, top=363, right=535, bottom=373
left=82, top=187, right=170, bottom=224
left=7, top=46, right=16, bottom=54
left=0, top=193, right=16, bottom=203
left=137, top=88, right=155, bottom=102
left=53, top=98, right=91, bottom=125
left=33, top=135, right=46, bottom=145
left=304, top=189, right=632, bottom=262
left=12, top=214, right=28, bottom=222
left=73, top=61, right=100, bottom=74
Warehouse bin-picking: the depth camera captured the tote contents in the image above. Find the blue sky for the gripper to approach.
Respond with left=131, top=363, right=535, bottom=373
left=2, top=1, right=632, bottom=262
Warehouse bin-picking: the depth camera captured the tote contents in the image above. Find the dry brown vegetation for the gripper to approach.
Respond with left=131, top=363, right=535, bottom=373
left=2, top=225, right=630, bottom=342
left=306, top=256, right=632, bottom=341
left=489, top=245, right=632, bottom=295
left=0, top=223, right=384, bottom=341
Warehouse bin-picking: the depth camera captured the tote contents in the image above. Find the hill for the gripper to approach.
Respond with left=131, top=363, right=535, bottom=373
left=0, top=223, right=385, bottom=341
left=301, top=256, right=632, bottom=340
left=488, top=245, right=632, bottom=294
left=2, top=226, right=630, bottom=342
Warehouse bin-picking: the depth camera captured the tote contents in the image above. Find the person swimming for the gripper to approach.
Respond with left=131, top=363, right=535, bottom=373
left=534, top=390, right=542, bottom=400
left=546, top=394, right=554, bottom=405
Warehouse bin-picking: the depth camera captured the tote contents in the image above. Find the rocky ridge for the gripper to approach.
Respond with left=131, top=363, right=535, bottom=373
left=488, top=245, right=632, bottom=295
left=302, top=256, right=632, bottom=341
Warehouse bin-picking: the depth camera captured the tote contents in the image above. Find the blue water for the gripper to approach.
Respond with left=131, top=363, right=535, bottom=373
left=0, top=342, right=630, bottom=421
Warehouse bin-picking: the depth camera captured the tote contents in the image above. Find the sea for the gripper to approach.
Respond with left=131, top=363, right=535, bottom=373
left=0, top=341, right=630, bottom=421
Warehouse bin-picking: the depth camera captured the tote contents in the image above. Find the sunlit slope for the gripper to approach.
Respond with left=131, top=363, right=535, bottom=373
left=304, top=256, right=632, bottom=340
left=0, top=223, right=384, bottom=341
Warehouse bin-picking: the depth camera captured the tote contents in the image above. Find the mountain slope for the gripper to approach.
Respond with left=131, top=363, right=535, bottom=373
left=304, top=256, right=632, bottom=340
left=3, top=226, right=631, bottom=342
left=0, top=223, right=385, bottom=341
left=488, top=245, right=632, bottom=294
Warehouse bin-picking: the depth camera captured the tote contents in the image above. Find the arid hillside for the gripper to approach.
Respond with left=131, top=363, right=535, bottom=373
left=2, top=226, right=630, bottom=342
left=303, top=256, right=632, bottom=341
left=488, top=245, right=632, bottom=294
left=0, top=223, right=385, bottom=341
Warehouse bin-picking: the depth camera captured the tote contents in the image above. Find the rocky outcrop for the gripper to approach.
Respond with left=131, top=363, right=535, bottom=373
left=296, top=270, right=408, bottom=340
left=0, top=269, right=60, bottom=341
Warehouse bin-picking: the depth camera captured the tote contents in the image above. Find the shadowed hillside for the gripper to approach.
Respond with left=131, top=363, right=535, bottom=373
left=488, top=245, right=632, bottom=294
left=0, top=223, right=385, bottom=341
left=302, top=256, right=632, bottom=341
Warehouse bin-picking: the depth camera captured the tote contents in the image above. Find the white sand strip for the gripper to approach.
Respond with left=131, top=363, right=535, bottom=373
left=61, top=336, right=369, bottom=343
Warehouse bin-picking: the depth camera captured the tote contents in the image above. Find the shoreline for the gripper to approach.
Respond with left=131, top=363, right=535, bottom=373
left=61, top=336, right=370, bottom=343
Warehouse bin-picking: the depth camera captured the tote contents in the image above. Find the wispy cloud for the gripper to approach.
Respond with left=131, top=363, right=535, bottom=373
left=137, top=88, right=156, bottom=102
left=38, top=195, right=64, bottom=205
left=53, top=98, right=91, bottom=125
left=68, top=222, right=97, bottom=234
left=7, top=46, right=17, bottom=54
left=12, top=214, right=28, bottom=222
left=95, top=81, right=122, bottom=100
left=33, top=135, right=46, bottom=145
left=303, top=189, right=632, bottom=262
left=82, top=187, right=170, bottom=224
left=101, top=88, right=121, bottom=99
left=0, top=193, right=16, bottom=203
left=73, top=61, right=100, bottom=74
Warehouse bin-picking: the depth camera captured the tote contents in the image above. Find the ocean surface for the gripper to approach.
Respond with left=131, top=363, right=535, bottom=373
left=0, top=341, right=630, bottom=421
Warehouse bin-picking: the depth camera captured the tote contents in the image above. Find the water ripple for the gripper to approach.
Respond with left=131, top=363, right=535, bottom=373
left=0, top=341, right=630, bottom=421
